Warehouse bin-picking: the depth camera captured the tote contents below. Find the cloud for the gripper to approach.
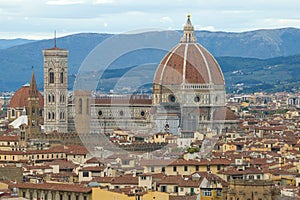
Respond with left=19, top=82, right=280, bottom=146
left=278, top=19, right=300, bottom=26
left=261, top=18, right=300, bottom=28
left=195, top=25, right=216, bottom=32
left=46, top=0, right=85, bottom=5
left=92, top=0, right=114, bottom=4
left=160, top=16, right=173, bottom=23
left=1, top=0, right=300, bottom=39
left=221, top=10, right=255, bottom=14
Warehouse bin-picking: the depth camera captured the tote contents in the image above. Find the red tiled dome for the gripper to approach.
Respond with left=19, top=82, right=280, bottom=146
left=154, top=42, right=224, bottom=86
left=10, top=85, right=44, bottom=108
left=154, top=14, right=224, bottom=86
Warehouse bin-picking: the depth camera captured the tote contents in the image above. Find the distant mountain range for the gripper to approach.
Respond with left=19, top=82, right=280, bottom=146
left=1, top=28, right=300, bottom=93
left=218, top=55, right=300, bottom=93
left=0, top=39, right=35, bottom=49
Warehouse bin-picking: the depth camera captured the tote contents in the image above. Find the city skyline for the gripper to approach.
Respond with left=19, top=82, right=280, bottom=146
left=0, top=5, right=300, bottom=199
left=1, top=0, right=300, bottom=39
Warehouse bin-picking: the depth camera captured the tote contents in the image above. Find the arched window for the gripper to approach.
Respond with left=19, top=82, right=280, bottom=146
left=48, top=112, right=51, bottom=120
left=78, top=98, right=82, bottom=114
left=49, top=69, right=54, bottom=84
left=11, top=109, right=15, bottom=117
left=60, top=94, right=65, bottom=103
left=52, top=112, right=55, bottom=119
left=86, top=99, right=89, bottom=114
left=60, top=71, right=64, bottom=84
left=60, top=112, right=65, bottom=120
left=52, top=95, right=55, bottom=102
left=48, top=95, right=51, bottom=103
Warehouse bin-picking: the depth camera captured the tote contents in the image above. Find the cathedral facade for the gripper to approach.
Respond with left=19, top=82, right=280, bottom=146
left=9, top=14, right=231, bottom=137
left=70, top=14, right=227, bottom=136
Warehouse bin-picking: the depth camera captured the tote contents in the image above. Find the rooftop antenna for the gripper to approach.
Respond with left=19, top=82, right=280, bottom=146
left=54, top=30, right=57, bottom=48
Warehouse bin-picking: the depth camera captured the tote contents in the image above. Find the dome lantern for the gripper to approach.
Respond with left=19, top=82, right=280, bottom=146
left=180, top=13, right=197, bottom=43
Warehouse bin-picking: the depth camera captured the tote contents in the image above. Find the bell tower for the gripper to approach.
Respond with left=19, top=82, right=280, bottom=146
left=43, top=34, right=68, bottom=133
left=27, top=67, right=41, bottom=136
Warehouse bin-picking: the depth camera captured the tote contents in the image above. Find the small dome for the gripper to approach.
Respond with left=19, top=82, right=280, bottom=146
left=213, top=107, right=237, bottom=121
left=10, top=85, right=44, bottom=108
left=153, top=14, right=224, bottom=86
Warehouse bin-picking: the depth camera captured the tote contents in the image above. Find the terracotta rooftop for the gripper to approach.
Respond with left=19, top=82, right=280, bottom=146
left=85, top=157, right=103, bottom=164
left=13, top=182, right=91, bottom=193
left=140, top=159, right=172, bottom=166
left=9, top=85, right=43, bottom=108
left=64, top=145, right=89, bottom=155
left=159, top=175, right=181, bottom=184
left=0, top=135, right=19, bottom=142
left=47, top=160, right=78, bottom=170
left=170, top=195, right=198, bottom=200
left=25, top=165, right=53, bottom=170
left=0, top=145, right=88, bottom=156
left=218, top=167, right=246, bottom=175
left=109, top=186, right=145, bottom=196
left=45, top=46, right=65, bottom=51
left=110, top=174, right=138, bottom=185
left=79, top=166, right=105, bottom=172
left=244, top=167, right=263, bottom=174
left=250, top=158, right=268, bottom=165
left=92, top=176, right=114, bottom=183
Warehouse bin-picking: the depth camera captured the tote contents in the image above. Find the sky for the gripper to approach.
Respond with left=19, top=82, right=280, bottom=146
left=1, top=0, right=300, bottom=39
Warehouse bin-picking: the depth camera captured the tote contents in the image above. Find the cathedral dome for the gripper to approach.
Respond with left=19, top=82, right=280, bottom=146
left=151, top=14, right=226, bottom=134
left=153, top=14, right=224, bottom=86
left=10, top=85, right=44, bottom=108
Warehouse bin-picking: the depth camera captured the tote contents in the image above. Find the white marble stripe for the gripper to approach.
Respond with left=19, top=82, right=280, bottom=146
left=159, top=44, right=182, bottom=84
left=182, top=43, right=188, bottom=84
left=193, top=43, right=212, bottom=84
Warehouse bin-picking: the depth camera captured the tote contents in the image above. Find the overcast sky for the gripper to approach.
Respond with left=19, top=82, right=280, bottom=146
left=1, top=0, right=300, bottom=39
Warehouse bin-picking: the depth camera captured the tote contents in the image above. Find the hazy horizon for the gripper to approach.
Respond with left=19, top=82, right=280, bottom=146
left=1, top=0, right=300, bottom=39
left=1, top=26, right=300, bottom=40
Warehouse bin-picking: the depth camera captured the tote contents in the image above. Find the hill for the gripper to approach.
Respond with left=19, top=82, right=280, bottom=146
left=217, top=55, right=300, bottom=93
left=0, top=39, right=35, bottom=49
left=0, top=33, right=111, bottom=91
left=196, top=28, right=300, bottom=59
left=1, top=28, right=300, bottom=92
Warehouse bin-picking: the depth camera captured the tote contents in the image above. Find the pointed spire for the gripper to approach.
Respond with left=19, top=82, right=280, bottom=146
left=29, top=66, right=39, bottom=98
left=180, top=13, right=197, bottom=43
